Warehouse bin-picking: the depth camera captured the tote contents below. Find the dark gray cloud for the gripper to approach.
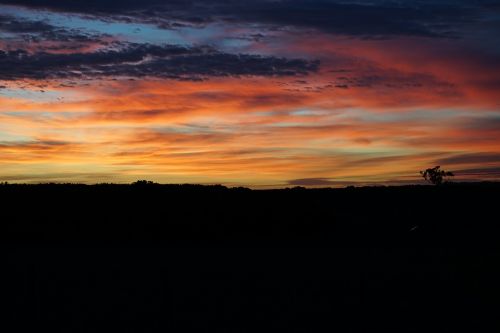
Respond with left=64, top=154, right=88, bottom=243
left=0, top=43, right=319, bottom=81
left=462, top=116, right=500, bottom=132
left=0, top=14, right=319, bottom=82
left=287, top=177, right=423, bottom=187
left=454, top=167, right=500, bottom=178
left=288, top=178, right=342, bottom=186
left=0, top=14, right=107, bottom=44
left=0, top=172, right=119, bottom=183
left=436, top=153, right=500, bottom=166
left=0, top=14, right=54, bottom=33
left=0, top=140, right=70, bottom=149
left=2, top=0, right=497, bottom=38
left=332, top=71, right=455, bottom=90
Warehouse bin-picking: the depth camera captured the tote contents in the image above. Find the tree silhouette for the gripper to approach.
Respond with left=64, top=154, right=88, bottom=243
left=420, top=166, right=454, bottom=185
left=132, top=180, right=158, bottom=186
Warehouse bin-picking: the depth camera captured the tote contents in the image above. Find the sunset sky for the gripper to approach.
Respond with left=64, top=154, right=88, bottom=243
left=1, top=1, right=499, bottom=187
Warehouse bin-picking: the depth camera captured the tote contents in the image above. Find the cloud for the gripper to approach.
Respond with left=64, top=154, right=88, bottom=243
left=287, top=178, right=340, bottom=186
left=0, top=14, right=107, bottom=44
left=287, top=177, right=424, bottom=187
left=0, top=139, right=85, bottom=163
left=0, top=139, right=74, bottom=153
left=454, top=167, right=500, bottom=178
left=0, top=139, right=68, bottom=147
left=0, top=172, right=119, bottom=183
left=462, top=116, right=500, bottom=132
left=435, top=153, right=500, bottom=166
left=2, top=0, right=494, bottom=38
left=0, top=14, right=55, bottom=33
left=0, top=43, right=319, bottom=81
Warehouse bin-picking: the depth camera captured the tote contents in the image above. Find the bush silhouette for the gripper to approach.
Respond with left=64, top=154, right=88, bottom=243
left=420, top=166, right=454, bottom=185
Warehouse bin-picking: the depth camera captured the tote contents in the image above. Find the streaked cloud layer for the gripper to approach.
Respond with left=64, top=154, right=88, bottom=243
left=1, top=1, right=499, bottom=186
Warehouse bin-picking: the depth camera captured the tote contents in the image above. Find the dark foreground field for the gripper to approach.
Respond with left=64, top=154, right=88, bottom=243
left=2, top=182, right=500, bottom=242
left=2, top=183, right=500, bottom=331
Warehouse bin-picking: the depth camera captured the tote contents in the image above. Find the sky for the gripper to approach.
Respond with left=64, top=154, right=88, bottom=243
left=1, top=0, right=500, bottom=187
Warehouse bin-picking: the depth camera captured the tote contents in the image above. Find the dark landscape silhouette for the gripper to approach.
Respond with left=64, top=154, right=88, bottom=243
left=3, top=182, right=500, bottom=331
left=1, top=181, right=498, bottom=242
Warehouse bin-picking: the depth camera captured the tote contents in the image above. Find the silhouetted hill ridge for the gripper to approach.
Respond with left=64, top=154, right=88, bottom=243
left=1, top=182, right=499, bottom=243
left=3, top=183, right=500, bottom=332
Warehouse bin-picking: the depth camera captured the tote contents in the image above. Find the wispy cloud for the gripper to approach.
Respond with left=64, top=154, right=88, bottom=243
left=0, top=43, right=318, bottom=81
